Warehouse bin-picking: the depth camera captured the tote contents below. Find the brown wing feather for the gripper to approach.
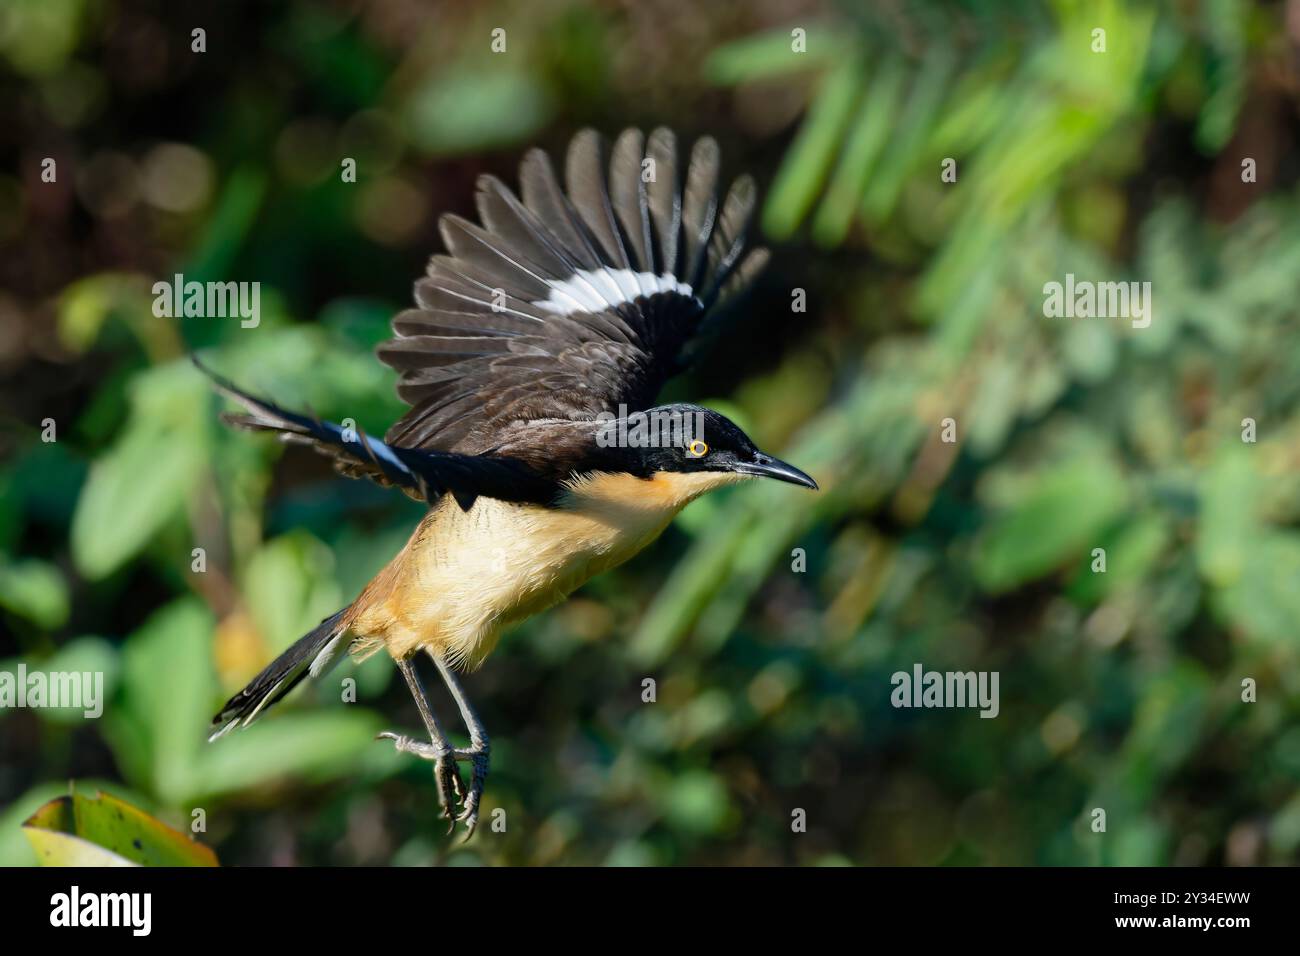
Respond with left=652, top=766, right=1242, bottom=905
left=378, top=128, right=766, bottom=454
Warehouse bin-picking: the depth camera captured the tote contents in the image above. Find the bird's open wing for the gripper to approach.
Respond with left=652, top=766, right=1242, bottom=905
left=378, top=127, right=769, bottom=454
left=197, top=359, right=559, bottom=507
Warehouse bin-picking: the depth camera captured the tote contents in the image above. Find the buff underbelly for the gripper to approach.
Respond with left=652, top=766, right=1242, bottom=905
left=345, top=474, right=710, bottom=669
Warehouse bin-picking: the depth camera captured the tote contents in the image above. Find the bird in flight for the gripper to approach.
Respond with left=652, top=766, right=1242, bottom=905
left=199, top=127, right=818, bottom=838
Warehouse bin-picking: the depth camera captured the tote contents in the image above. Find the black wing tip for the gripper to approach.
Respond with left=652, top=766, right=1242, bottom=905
left=192, top=354, right=236, bottom=398
left=189, top=353, right=268, bottom=413
left=210, top=692, right=247, bottom=728
left=190, top=352, right=242, bottom=396
left=208, top=688, right=259, bottom=741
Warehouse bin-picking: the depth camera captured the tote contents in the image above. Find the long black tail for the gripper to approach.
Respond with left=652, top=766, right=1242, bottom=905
left=209, top=609, right=349, bottom=741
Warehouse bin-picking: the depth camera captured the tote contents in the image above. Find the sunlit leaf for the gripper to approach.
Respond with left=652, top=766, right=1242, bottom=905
left=23, top=791, right=217, bottom=867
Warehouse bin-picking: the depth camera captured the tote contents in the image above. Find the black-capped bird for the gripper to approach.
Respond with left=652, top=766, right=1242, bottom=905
left=200, top=128, right=817, bottom=838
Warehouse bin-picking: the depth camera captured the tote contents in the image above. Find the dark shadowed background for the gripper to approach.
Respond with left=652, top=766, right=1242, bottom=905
left=2, top=0, right=1300, bottom=866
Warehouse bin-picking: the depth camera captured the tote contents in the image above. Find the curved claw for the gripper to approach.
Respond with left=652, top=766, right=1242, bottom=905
left=457, top=801, right=481, bottom=842
left=377, top=726, right=488, bottom=840
left=456, top=799, right=479, bottom=842
left=453, top=750, right=489, bottom=842
left=449, top=765, right=466, bottom=805
left=433, top=753, right=466, bottom=828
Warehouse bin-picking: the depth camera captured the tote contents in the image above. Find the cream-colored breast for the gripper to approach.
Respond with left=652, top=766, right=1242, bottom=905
left=350, top=469, right=746, bottom=668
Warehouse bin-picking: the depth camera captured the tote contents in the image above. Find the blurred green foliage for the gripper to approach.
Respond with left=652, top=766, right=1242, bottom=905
left=1, top=0, right=1299, bottom=866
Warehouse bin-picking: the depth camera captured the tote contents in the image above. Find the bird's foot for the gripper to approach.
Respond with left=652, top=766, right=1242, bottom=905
left=376, top=731, right=466, bottom=827
left=450, top=744, right=490, bottom=840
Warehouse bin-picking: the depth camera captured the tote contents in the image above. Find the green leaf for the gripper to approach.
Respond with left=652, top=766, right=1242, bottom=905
left=242, top=532, right=342, bottom=654
left=973, top=456, right=1128, bottom=593
left=1211, top=532, right=1300, bottom=646
left=111, top=599, right=215, bottom=805
left=1196, top=444, right=1259, bottom=587
left=0, top=782, right=69, bottom=865
left=405, top=68, right=553, bottom=156
left=70, top=360, right=208, bottom=579
left=184, top=166, right=267, bottom=284
left=762, top=57, right=865, bottom=240
left=812, top=51, right=907, bottom=246
left=0, top=558, right=69, bottom=630
left=1117, top=662, right=1211, bottom=802
left=1068, top=514, right=1171, bottom=604
left=859, top=45, right=955, bottom=225
left=703, top=25, right=845, bottom=85
left=23, top=791, right=218, bottom=867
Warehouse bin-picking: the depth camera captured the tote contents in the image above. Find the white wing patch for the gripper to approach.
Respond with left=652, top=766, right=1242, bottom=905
left=533, top=268, right=692, bottom=315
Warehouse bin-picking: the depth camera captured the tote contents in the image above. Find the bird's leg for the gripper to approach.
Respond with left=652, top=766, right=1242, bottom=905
left=378, top=657, right=465, bottom=831
left=428, top=650, right=490, bottom=840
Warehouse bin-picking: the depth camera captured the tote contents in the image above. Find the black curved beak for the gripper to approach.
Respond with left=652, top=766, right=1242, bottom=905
left=734, top=452, right=819, bottom=490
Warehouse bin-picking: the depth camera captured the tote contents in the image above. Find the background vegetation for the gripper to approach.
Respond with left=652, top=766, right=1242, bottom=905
left=2, top=0, right=1299, bottom=866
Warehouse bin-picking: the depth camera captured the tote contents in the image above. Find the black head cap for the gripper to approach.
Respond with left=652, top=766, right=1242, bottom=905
left=601, top=403, right=818, bottom=489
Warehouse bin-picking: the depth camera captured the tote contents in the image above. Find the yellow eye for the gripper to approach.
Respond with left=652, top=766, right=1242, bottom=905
left=687, top=439, right=709, bottom=458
